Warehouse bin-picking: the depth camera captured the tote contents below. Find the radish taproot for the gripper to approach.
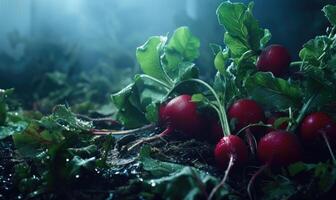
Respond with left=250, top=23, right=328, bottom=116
left=256, top=44, right=291, bottom=76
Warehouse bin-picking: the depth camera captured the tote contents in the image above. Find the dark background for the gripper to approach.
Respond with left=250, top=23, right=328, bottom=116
left=0, top=0, right=334, bottom=109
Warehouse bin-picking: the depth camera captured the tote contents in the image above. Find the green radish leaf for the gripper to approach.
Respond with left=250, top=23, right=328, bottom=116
left=163, top=27, right=200, bottom=80
left=323, top=5, right=336, bottom=26
left=261, top=175, right=297, bottom=200
left=39, top=105, right=93, bottom=132
left=224, top=33, right=249, bottom=57
left=216, top=2, right=247, bottom=39
left=244, top=2, right=264, bottom=51
left=111, top=74, right=168, bottom=128
left=209, top=43, right=222, bottom=55
left=245, top=72, right=303, bottom=110
left=273, top=117, right=290, bottom=129
left=216, top=1, right=269, bottom=58
left=299, top=36, right=332, bottom=66
left=214, top=49, right=230, bottom=74
left=145, top=103, right=159, bottom=123
left=260, top=29, right=272, bottom=48
left=138, top=145, right=232, bottom=200
left=288, top=162, right=317, bottom=176
left=67, top=156, right=96, bottom=177
left=0, top=120, right=29, bottom=140
left=191, top=93, right=206, bottom=103
left=139, top=145, right=185, bottom=176
left=176, top=62, right=199, bottom=82
left=165, top=27, right=200, bottom=61
left=136, top=36, right=169, bottom=82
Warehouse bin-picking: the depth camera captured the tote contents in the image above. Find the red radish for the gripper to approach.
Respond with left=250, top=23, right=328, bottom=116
left=300, top=112, right=336, bottom=164
left=248, top=130, right=303, bottom=198
left=257, top=131, right=302, bottom=166
left=128, top=95, right=204, bottom=150
left=300, top=112, right=336, bottom=143
left=209, top=120, right=224, bottom=144
left=214, top=135, right=248, bottom=169
left=256, top=44, right=291, bottom=76
left=228, top=99, right=265, bottom=132
left=162, top=94, right=204, bottom=137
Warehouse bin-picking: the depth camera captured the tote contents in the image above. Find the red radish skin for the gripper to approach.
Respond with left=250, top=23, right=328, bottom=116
left=257, top=131, right=302, bottom=166
left=300, top=112, right=336, bottom=143
left=228, top=99, right=265, bottom=132
left=256, top=44, right=291, bottom=76
left=209, top=120, right=224, bottom=144
left=128, top=95, right=204, bottom=151
left=163, top=94, right=204, bottom=137
left=214, top=135, right=248, bottom=168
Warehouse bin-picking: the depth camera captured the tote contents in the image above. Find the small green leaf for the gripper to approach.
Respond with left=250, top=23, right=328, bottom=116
left=145, top=103, right=159, bottom=123
left=214, top=50, right=230, bottom=74
left=166, top=26, right=200, bottom=61
left=139, top=145, right=185, bottom=176
left=39, top=105, right=92, bottom=132
left=273, top=117, right=289, bottom=129
left=176, top=62, right=199, bottom=82
left=224, top=33, right=249, bottom=57
left=260, top=29, right=272, bottom=48
left=323, top=5, right=336, bottom=26
left=0, top=120, right=29, bottom=140
left=67, top=156, right=96, bottom=176
left=288, top=162, right=316, bottom=176
left=209, top=43, right=222, bottom=55
left=111, top=82, right=149, bottom=128
left=191, top=94, right=206, bottom=103
left=136, top=36, right=169, bottom=82
left=163, top=27, right=200, bottom=80
left=216, top=2, right=248, bottom=39
left=261, top=175, right=296, bottom=200
left=299, top=36, right=332, bottom=66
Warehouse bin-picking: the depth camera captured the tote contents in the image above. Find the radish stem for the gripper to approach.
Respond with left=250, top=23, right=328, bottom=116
left=186, top=79, right=231, bottom=136
left=290, top=95, right=316, bottom=132
left=245, top=128, right=257, bottom=156
left=208, top=156, right=234, bottom=200
left=320, top=131, right=336, bottom=165
left=236, top=123, right=271, bottom=136
left=139, top=74, right=172, bottom=89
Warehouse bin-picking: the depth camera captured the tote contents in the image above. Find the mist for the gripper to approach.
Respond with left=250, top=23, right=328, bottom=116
left=0, top=0, right=332, bottom=78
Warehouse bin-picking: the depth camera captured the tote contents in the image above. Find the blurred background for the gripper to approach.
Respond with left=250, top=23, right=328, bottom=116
left=0, top=0, right=333, bottom=112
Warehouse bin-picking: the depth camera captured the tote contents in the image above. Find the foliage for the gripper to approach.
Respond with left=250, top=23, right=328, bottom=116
left=1, top=1, right=336, bottom=200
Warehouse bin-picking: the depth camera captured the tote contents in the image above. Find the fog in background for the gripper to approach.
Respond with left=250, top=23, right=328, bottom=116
left=0, top=0, right=333, bottom=81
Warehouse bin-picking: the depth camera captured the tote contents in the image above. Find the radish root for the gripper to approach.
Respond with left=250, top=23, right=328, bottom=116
left=127, top=126, right=173, bottom=151
left=247, top=163, right=269, bottom=200
left=208, top=156, right=234, bottom=200
left=91, top=124, right=155, bottom=135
